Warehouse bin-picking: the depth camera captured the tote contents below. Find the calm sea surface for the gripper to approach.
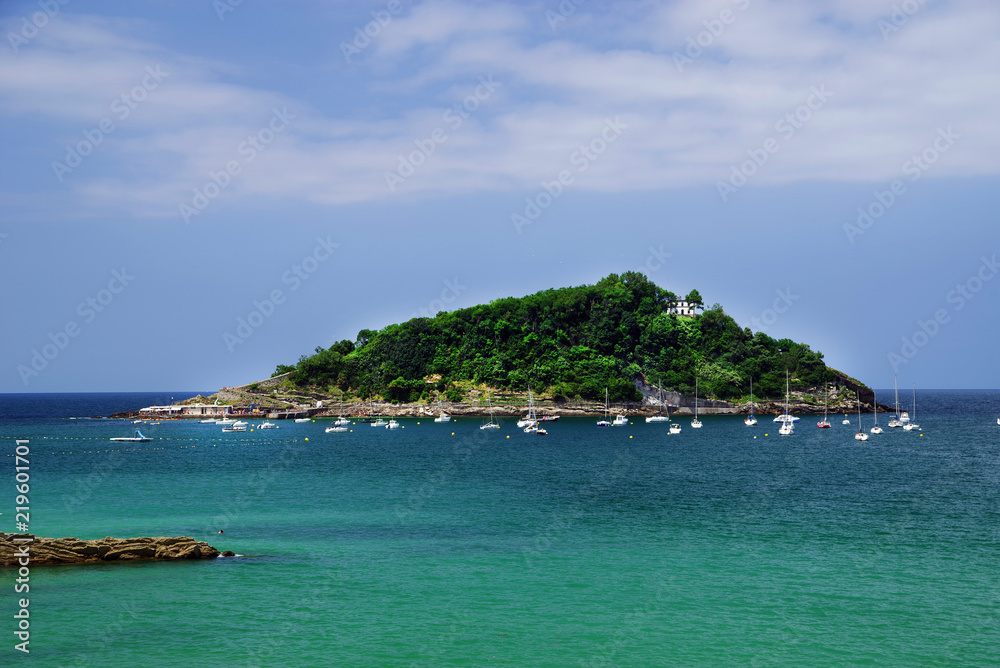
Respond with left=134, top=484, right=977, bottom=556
left=2, top=391, right=999, bottom=666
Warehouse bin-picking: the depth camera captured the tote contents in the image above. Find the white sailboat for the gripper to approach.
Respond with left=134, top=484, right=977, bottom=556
left=817, top=384, right=831, bottom=428
left=480, top=390, right=500, bottom=430
left=646, top=381, right=671, bottom=423
left=433, top=394, right=451, bottom=422
left=903, top=386, right=920, bottom=430
left=888, top=375, right=902, bottom=427
left=744, top=378, right=757, bottom=426
left=778, top=371, right=794, bottom=435
left=517, top=388, right=538, bottom=428
left=691, top=378, right=702, bottom=428
left=870, top=389, right=883, bottom=434
left=597, top=388, right=611, bottom=427
left=854, top=392, right=869, bottom=441
left=334, top=398, right=350, bottom=426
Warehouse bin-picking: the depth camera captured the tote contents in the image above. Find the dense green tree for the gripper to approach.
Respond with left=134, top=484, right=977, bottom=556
left=274, top=273, right=843, bottom=403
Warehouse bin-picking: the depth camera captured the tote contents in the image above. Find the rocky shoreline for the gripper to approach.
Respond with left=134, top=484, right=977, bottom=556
left=0, top=534, right=232, bottom=567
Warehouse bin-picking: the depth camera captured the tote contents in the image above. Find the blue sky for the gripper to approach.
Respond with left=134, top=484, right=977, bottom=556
left=1, top=0, right=998, bottom=392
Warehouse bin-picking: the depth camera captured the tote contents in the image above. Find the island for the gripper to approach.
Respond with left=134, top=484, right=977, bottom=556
left=115, top=272, right=892, bottom=419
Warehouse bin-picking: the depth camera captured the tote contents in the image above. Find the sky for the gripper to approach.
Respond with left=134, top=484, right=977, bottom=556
left=0, top=0, right=998, bottom=393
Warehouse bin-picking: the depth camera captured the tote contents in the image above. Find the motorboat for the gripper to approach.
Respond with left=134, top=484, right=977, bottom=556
left=258, top=422, right=276, bottom=429
left=386, top=419, right=401, bottom=429
left=294, top=418, right=312, bottom=423
left=325, top=426, right=348, bottom=433
left=217, top=418, right=235, bottom=425
left=222, top=425, right=247, bottom=433
left=372, top=418, right=388, bottom=427
left=612, top=414, right=628, bottom=426
left=669, top=423, right=681, bottom=434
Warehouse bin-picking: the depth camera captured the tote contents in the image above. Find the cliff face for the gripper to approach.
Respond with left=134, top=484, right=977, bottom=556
left=0, top=534, right=225, bottom=567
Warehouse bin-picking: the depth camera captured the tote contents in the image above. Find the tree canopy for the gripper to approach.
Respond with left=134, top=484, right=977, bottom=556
left=273, top=272, right=833, bottom=403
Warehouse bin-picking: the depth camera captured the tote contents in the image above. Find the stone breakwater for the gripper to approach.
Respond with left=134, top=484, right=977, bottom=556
left=0, top=534, right=230, bottom=566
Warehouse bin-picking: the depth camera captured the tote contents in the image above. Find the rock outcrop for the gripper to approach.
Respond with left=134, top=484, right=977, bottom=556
left=0, top=534, right=224, bottom=566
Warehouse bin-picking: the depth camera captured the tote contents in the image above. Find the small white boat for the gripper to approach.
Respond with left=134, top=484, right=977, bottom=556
left=111, top=429, right=151, bottom=442
left=258, top=422, right=276, bottom=429
left=518, top=388, right=538, bottom=428
left=523, top=424, right=538, bottom=433
left=535, top=427, right=548, bottom=435
left=870, top=390, right=883, bottom=434
left=854, top=391, right=868, bottom=441
left=233, top=421, right=248, bottom=427
left=222, top=425, right=247, bottom=433
left=294, top=418, right=312, bottom=423
left=372, top=418, right=388, bottom=427
left=199, top=418, right=217, bottom=424
left=217, top=418, right=235, bottom=425
left=646, top=415, right=670, bottom=423
left=434, top=412, right=451, bottom=423
left=902, top=385, right=920, bottom=431
left=386, top=419, right=400, bottom=429
left=613, top=414, right=628, bottom=426
left=334, top=417, right=351, bottom=426
left=691, top=378, right=703, bottom=428
left=745, top=378, right=757, bottom=426
left=996, top=417, right=1000, bottom=426
left=132, top=419, right=144, bottom=424
left=597, top=388, right=612, bottom=427
left=325, top=426, right=348, bottom=433
left=647, top=381, right=670, bottom=423
left=778, top=371, right=793, bottom=435
left=481, top=391, right=500, bottom=429
left=669, top=423, right=681, bottom=434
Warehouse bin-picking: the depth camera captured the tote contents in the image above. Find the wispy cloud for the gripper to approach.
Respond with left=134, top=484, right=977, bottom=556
left=1, top=1, right=997, bottom=219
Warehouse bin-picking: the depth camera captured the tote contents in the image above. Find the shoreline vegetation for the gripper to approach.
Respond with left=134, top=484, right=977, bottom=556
left=118, top=272, right=890, bottom=418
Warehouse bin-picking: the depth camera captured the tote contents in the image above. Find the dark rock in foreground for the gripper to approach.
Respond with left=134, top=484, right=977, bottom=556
left=0, top=533, right=224, bottom=566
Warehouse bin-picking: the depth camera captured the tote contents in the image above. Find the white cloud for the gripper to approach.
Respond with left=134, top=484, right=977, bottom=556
left=1, top=1, right=998, bottom=219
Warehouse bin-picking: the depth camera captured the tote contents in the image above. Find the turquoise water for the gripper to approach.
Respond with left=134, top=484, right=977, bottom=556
left=3, top=391, right=999, bottom=666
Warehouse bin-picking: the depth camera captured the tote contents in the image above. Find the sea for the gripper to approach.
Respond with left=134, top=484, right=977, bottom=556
left=2, top=390, right=998, bottom=667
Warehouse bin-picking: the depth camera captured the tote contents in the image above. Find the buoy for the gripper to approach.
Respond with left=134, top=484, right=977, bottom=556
left=629, top=435, right=632, bottom=438
left=451, top=432, right=455, bottom=436
left=506, top=435, right=509, bottom=439
left=305, top=438, right=309, bottom=441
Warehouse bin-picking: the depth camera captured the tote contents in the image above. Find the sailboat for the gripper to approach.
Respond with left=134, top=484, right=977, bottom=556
left=898, top=380, right=911, bottom=426
left=842, top=413, right=850, bottom=425
left=433, top=394, right=451, bottom=422
left=888, top=375, right=902, bottom=427
left=690, top=378, right=703, bottom=428
left=778, top=371, right=794, bottom=435
left=870, top=389, right=883, bottom=434
left=646, top=381, right=671, bottom=423
left=854, top=391, right=869, bottom=441
left=597, top=388, right=611, bottom=427
left=903, top=386, right=920, bottom=430
left=480, top=390, right=500, bottom=430
left=334, top=397, right=350, bottom=426
left=744, top=378, right=757, bottom=426
left=517, top=388, right=538, bottom=428
left=773, top=371, right=799, bottom=424
left=817, top=384, right=831, bottom=428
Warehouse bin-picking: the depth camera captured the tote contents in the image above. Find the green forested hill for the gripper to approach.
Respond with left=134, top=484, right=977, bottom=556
left=273, top=272, right=834, bottom=403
